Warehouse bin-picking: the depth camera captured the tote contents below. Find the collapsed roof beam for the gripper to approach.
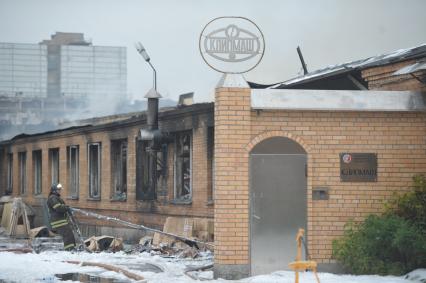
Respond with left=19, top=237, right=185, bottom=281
left=297, top=46, right=309, bottom=75
left=347, top=74, right=367, bottom=90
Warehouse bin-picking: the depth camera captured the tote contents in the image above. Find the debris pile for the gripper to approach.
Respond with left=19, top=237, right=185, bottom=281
left=1, top=201, right=214, bottom=260
left=132, top=216, right=214, bottom=258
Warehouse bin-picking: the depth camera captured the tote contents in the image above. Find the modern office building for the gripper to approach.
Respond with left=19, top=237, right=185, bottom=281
left=0, top=32, right=127, bottom=140
left=0, top=43, right=47, bottom=98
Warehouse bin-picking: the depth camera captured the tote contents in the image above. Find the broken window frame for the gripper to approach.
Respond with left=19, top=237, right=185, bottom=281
left=49, top=148, right=59, bottom=185
left=32, top=150, right=42, bottom=195
left=136, top=139, right=155, bottom=200
left=207, top=127, right=214, bottom=203
left=18, top=151, right=27, bottom=195
left=6, top=153, right=13, bottom=194
left=88, top=142, right=101, bottom=200
left=110, top=139, right=127, bottom=201
left=67, top=145, right=79, bottom=199
left=173, top=131, right=192, bottom=202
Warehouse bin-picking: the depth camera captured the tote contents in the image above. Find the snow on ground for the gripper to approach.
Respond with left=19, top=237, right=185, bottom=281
left=0, top=250, right=424, bottom=283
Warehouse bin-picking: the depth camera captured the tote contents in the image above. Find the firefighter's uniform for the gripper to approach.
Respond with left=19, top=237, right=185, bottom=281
left=47, top=183, right=76, bottom=251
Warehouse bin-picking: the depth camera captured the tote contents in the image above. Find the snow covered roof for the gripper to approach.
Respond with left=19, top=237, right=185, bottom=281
left=393, top=59, right=426, bottom=75
left=249, top=43, right=426, bottom=89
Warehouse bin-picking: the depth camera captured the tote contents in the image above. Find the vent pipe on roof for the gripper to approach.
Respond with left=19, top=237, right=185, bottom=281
left=297, top=46, right=308, bottom=75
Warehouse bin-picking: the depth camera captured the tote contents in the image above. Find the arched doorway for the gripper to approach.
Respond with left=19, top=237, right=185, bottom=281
left=250, top=136, right=307, bottom=275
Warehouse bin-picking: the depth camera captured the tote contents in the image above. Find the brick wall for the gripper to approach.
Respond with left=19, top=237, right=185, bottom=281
left=214, top=84, right=426, bottom=277
left=249, top=111, right=426, bottom=263
left=362, top=59, right=426, bottom=92
left=214, top=87, right=251, bottom=268
left=3, top=109, right=214, bottom=233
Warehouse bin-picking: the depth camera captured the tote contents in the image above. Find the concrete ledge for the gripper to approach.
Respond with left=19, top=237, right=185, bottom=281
left=214, top=264, right=250, bottom=280
left=318, top=262, right=345, bottom=274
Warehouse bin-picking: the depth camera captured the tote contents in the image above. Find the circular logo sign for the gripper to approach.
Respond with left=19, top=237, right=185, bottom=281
left=342, top=154, right=352, bottom=164
left=199, top=17, right=265, bottom=74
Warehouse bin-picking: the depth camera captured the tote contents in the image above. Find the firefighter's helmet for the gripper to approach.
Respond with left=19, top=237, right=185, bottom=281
left=50, top=183, right=63, bottom=193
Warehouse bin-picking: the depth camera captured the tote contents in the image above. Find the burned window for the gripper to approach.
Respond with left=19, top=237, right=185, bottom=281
left=111, top=139, right=127, bottom=200
left=207, top=127, right=214, bottom=202
left=67, top=145, right=79, bottom=199
left=7, top=153, right=13, bottom=194
left=49, top=148, right=59, bottom=185
left=88, top=143, right=101, bottom=199
left=174, top=131, right=192, bottom=201
left=136, top=139, right=154, bottom=200
left=18, top=152, right=27, bottom=195
left=33, top=150, right=42, bottom=195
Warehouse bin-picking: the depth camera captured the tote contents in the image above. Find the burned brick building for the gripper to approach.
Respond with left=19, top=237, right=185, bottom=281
left=0, top=102, right=214, bottom=240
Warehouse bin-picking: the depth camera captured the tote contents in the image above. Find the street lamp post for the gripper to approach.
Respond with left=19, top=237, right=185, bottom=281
left=136, top=42, right=157, bottom=91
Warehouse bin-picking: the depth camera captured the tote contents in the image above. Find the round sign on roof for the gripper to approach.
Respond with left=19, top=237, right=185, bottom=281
left=199, top=17, right=265, bottom=74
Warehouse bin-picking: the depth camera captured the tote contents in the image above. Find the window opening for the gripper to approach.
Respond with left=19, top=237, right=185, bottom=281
left=88, top=143, right=101, bottom=199
left=18, top=152, right=27, bottom=195
left=67, top=145, right=79, bottom=198
left=136, top=139, right=154, bottom=200
left=111, top=139, right=127, bottom=200
left=33, top=150, right=42, bottom=195
left=49, top=148, right=59, bottom=184
left=6, top=153, right=13, bottom=194
left=174, top=131, right=192, bottom=201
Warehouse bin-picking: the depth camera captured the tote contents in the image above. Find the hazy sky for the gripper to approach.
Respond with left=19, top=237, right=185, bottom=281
left=1, top=0, right=426, bottom=103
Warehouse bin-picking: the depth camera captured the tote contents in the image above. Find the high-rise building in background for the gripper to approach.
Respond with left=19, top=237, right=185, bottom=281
left=0, top=32, right=127, bottom=140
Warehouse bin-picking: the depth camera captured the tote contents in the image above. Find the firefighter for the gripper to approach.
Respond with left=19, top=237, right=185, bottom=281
left=47, top=183, right=76, bottom=251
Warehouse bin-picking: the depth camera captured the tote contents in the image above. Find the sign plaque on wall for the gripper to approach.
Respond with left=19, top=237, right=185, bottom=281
left=340, top=153, right=377, bottom=182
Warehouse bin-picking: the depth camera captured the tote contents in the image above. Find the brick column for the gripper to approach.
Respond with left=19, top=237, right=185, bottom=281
left=214, top=74, right=251, bottom=279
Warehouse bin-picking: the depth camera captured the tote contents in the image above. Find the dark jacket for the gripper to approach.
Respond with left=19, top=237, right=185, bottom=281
left=47, top=193, right=69, bottom=229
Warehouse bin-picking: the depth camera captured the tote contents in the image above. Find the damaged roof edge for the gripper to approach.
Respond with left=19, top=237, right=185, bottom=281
left=248, top=43, right=426, bottom=89
left=1, top=102, right=213, bottom=144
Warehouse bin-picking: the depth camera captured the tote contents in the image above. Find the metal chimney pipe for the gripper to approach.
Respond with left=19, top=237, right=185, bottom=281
left=147, top=98, right=159, bottom=130
left=144, top=88, right=162, bottom=131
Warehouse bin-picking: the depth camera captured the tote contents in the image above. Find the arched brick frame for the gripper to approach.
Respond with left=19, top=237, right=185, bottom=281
left=245, top=130, right=313, bottom=154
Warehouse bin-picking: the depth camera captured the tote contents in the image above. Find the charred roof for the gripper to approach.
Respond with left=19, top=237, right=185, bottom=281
left=0, top=103, right=213, bottom=145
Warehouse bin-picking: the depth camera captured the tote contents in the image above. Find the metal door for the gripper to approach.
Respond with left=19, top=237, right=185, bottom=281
left=250, top=153, right=307, bottom=275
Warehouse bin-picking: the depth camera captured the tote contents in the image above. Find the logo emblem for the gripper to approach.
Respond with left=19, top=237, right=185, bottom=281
left=342, top=154, right=352, bottom=164
left=199, top=17, right=265, bottom=74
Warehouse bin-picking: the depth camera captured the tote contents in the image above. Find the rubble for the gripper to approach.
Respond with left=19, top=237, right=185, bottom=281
left=0, top=202, right=214, bottom=259
left=139, top=235, right=153, bottom=246
left=130, top=216, right=215, bottom=258
left=152, top=216, right=213, bottom=248
left=29, top=226, right=50, bottom=238
left=84, top=235, right=123, bottom=252
left=71, top=207, right=214, bottom=250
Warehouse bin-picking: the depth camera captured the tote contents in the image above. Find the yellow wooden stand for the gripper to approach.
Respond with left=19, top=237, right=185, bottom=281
left=288, top=228, right=320, bottom=283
